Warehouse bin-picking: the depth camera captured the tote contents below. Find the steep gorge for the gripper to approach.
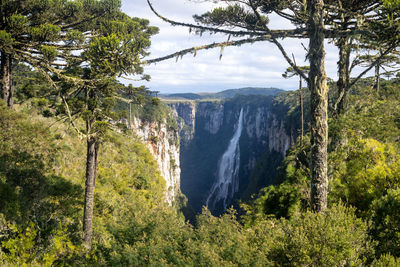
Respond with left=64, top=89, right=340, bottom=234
left=168, top=93, right=299, bottom=214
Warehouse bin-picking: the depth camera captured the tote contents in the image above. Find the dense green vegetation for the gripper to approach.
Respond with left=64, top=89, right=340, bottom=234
left=0, top=101, right=167, bottom=265
left=245, top=78, right=400, bottom=261
left=1, top=78, right=400, bottom=265
left=0, top=101, right=383, bottom=266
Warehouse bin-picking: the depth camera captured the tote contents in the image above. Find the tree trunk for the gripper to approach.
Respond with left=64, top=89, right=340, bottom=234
left=83, top=135, right=96, bottom=249
left=83, top=88, right=98, bottom=250
left=336, top=36, right=351, bottom=115
left=129, top=101, right=132, bottom=129
left=308, top=0, right=328, bottom=213
left=374, top=64, right=380, bottom=93
left=299, top=77, right=304, bottom=145
left=1, top=52, right=14, bottom=108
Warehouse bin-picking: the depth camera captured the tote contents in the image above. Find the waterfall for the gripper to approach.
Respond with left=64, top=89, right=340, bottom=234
left=206, top=108, right=244, bottom=212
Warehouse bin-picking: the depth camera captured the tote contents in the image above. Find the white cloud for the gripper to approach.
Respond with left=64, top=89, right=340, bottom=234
left=121, top=0, right=366, bottom=94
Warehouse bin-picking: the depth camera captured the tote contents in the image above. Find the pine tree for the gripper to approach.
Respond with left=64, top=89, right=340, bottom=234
left=56, top=11, right=158, bottom=249
left=327, top=0, right=400, bottom=114
left=0, top=0, right=120, bottom=108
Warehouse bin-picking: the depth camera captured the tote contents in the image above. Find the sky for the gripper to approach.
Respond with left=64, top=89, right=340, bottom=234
left=121, top=0, right=341, bottom=94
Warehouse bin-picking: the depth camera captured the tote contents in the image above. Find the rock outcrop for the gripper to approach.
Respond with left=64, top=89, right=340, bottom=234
left=131, top=117, right=181, bottom=205
left=169, top=102, right=196, bottom=148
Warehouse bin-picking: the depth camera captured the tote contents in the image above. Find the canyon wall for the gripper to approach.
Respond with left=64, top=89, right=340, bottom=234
left=168, top=94, right=298, bottom=214
left=131, top=117, right=181, bottom=205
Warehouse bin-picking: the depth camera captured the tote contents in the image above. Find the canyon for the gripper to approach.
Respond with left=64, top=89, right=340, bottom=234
left=130, top=88, right=301, bottom=214
left=166, top=89, right=300, bottom=214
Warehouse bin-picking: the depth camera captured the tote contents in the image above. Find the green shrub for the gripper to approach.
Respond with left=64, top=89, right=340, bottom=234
left=370, top=188, right=400, bottom=257
left=0, top=220, right=83, bottom=266
left=191, top=209, right=269, bottom=266
left=329, top=136, right=400, bottom=216
left=371, top=254, right=400, bottom=266
left=266, top=204, right=374, bottom=266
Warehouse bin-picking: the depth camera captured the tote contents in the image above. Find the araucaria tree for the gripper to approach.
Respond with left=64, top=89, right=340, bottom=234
left=354, top=51, right=400, bottom=93
left=1, top=0, right=158, bottom=248
left=327, top=0, right=400, bottom=114
left=0, top=0, right=115, bottom=108
left=147, top=0, right=399, bottom=212
left=58, top=11, right=158, bottom=248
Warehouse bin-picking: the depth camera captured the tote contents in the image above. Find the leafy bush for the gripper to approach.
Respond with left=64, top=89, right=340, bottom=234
left=191, top=209, right=267, bottom=266
left=265, top=205, right=374, bottom=266
left=0, top=221, right=83, bottom=266
left=329, top=136, right=400, bottom=216
left=370, top=188, right=400, bottom=257
left=372, top=254, right=400, bottom=266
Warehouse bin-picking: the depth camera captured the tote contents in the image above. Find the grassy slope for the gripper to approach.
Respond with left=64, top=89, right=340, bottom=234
left=0, top=102, right=176, bottom=265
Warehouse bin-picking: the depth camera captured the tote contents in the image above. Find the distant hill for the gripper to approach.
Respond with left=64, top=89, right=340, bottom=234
left=160, top=93, right=204, bottom=100
left=159, top=87, right=284, bottom=100
left=213, top=87, right=284, bottom=98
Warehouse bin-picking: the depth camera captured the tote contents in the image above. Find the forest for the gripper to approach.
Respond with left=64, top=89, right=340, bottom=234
left=1, top=0, right=400, bottom=266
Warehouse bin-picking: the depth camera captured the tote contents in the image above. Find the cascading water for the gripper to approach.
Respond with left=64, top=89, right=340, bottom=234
left=206, top=108, right=244, bottom=212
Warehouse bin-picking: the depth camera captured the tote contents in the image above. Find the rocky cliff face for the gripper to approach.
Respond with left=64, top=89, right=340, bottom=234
left=197, top=102, right=225, bottom=134
left=169, top=102, right=196, bottom=148
left=131, top=117, right=181, bottom=204
left=243, top=106, right=295, bottom=156
left=169, top=94, right=298, bottom=214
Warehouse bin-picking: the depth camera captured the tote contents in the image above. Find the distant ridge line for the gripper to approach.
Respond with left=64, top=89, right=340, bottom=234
left=159, top=87, right=284, bottom=100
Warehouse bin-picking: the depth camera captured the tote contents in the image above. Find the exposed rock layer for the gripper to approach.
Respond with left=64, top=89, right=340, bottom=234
left=168, top=95, right=297, bottom=214
left=131, top=117, right=181, bottom=204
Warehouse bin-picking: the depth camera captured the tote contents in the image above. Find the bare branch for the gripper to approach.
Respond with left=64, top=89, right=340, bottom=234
left=144, top=36, right=271, bottom=64
left=248, top=0, right=309, bottom=81
left=61, top=95, right=86, bottom=139
left=147, top=0, right=308, bottom=38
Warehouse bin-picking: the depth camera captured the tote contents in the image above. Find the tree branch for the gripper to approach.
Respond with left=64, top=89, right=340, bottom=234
left=248, top=0, right=309, bottom=81
left=147, top=0, right=308, bottom=38
left=333, top=41, right=399, bottom=111
left=144, top=36, right=271, bottom=64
